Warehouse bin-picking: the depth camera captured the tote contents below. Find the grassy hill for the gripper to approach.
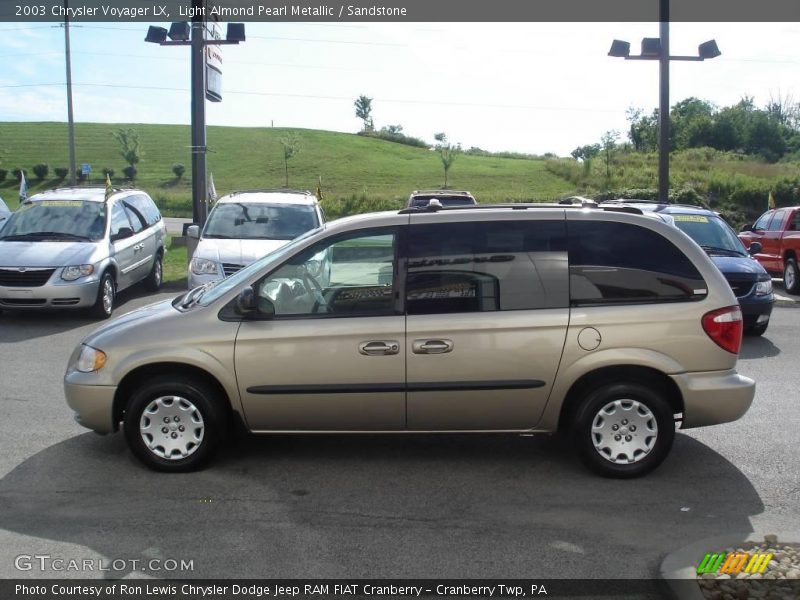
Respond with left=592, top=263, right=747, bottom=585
left=0, top=122, right=574, bottom=217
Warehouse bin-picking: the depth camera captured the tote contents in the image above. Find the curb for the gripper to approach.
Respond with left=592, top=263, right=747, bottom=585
left=659, top=529, right=800, bottom=600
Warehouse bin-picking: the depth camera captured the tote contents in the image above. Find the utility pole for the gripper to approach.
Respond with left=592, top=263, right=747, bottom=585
left=190, top=0, right=208, bottom=226
left=64, top=0, right=77, bottom=186
left=658, top=0, right=670, bottom=203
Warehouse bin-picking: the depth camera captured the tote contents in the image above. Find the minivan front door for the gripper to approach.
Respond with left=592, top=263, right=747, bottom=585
left=404, top=216, right=570, bottom=430
left=235, top=228, right=406, bottom=431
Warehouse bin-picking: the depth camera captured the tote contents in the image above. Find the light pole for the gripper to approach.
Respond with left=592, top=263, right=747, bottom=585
left=609, top=0, right=720, bottom=203
left=145, top=7, right=245, bottom=226
left=63, top=0, right=77, bottom=186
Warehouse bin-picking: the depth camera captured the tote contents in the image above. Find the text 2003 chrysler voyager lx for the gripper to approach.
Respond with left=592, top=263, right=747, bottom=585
left=64, top=203, right=755, bottom=478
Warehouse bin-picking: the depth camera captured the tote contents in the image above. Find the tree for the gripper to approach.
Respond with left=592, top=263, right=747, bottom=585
left=32, top=163, right=49, bottom=180
left=278, top=134, right=301, bottom=187
left=601, top=131, right=619, bottom=178
left=570, top=144, right=601, bottom=161
left=172, top=164, right=186, bottom=180
left=354, top=95, right=373, bottom=132
left=434, top=132, right=461, bottom=188
left=111, top=128, right=144, bottom=179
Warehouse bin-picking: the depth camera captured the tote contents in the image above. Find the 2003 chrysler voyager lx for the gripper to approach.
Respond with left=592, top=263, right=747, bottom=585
left=64, top=203, right=755, bottom=477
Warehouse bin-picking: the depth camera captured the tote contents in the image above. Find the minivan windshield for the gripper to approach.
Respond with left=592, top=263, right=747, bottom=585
left=670, top=213, right=747, bottom=256
left=203, top=202, right=319, bottom=241
left=195, top=226, right=323, bottom=306
left=0, top=200, right=106, bottom=242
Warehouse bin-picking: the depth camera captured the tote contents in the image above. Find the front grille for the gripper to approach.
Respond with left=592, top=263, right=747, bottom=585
left=0, top=268, right=56, bottom=287
left=725, top=279, right=755, bottom=298
left=0, top=298, right=47, bottom=306
left=222, top=263, right=244, bottom=277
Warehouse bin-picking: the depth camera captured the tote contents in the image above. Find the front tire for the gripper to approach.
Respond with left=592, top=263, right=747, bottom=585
left=573, top=382, right=675, bottom=478
left=143, top=252, right=163, bottom=292
left=123, top=376, right=226, bottom=472
left=784, top=258, right=799, bottom=294
left=89, top=272, right=115, bottom=319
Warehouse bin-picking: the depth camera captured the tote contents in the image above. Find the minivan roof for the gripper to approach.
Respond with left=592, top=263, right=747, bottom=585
left=26, top=187, right=139, bottom=204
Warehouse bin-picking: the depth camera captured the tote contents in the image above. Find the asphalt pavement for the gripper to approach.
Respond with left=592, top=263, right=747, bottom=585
left=0, top=286, right=798, bottom=583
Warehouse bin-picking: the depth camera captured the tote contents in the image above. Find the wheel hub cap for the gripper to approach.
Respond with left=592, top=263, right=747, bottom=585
left=591, top=399, right=658, bottom=464
left=140, top=395, right=204, bottom=460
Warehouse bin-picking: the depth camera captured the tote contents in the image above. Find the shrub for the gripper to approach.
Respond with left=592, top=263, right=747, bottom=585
left=32, top=163, right=49, bottom=180
left=102, top=167, right=115, bottom=179
left=122, top=166, right=137, bottom=181
left=172, top=164, right=186, bottom=180
left=0, top=168, right=6, bottom=183
left=54, top=167, right=68, bottom=180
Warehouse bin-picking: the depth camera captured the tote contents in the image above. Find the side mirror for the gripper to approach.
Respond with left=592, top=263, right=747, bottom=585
left=740, top=223, right=753, bottom=233
left=111, top=227, right=133, bottom=242
left=235, top=286, right=275, bottom=318
left=748, top=241, right=762, bottom=256
left=186, top=225, right=200, bottom=239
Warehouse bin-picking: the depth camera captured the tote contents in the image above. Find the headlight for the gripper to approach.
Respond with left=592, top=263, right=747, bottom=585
left=61, top=264, right=95, bottom=281
left=190, top=257, right=219, bottom=275
left=76, top=345, right=107, bottom=373
left=755, top=279, right=773, bottom=296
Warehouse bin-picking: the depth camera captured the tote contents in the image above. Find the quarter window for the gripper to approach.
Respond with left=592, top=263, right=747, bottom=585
left=568, top=221, right=707, bottom=305
left=405, top=220, right=568, bottom=314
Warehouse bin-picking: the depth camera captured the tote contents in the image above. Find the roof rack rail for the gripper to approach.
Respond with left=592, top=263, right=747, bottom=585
left=228, top=188, right=314, bottom=196
left=398, top=202, right=643, bottom=215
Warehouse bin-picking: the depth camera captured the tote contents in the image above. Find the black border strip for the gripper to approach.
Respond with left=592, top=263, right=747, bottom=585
left=246, top=380, right=545, bottom=394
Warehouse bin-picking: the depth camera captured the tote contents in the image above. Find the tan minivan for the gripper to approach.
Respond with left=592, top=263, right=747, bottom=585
left=64, top=204, right=755, bottom=477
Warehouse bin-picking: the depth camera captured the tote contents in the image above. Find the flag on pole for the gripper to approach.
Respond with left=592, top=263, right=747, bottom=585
left=18, top=171, right=28, bottom=202
left=104, top=173, right=113, bottom=201
left=315, top=175, right=324, bottom=201
left=207, top=172, right=218, bottom=204
left=768, top=191, right=776, bottom=210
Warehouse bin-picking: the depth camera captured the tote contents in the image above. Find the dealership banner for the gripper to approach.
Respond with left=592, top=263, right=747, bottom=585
left=2, top=0, right=800, bottom=22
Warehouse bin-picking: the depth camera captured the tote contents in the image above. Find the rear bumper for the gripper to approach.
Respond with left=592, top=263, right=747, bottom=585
left=671, top=369, right=755, bottom=429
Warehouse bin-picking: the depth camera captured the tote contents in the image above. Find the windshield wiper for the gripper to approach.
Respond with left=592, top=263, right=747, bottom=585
left=180, top=280, right=218, bottom=308
left=1, top=231, right=91, bottom=241
left=700, top=244, right=744, bottom=257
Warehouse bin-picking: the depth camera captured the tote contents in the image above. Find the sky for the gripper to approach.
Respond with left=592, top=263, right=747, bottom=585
left=1, top=21, right=799, bottom=156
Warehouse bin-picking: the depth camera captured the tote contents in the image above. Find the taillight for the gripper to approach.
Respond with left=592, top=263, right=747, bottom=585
left=702, top=306, right=743, bottom=354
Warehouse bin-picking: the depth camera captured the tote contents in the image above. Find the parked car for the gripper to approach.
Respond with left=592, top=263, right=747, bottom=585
left=738, top=206, right=800, bottom=294
left=0, top=196, right=10, bottom=232
left=0, top=187, right=166, bottom=318
left=602, top=201, right=774, bottom=336
left=187, top=189, right=324, bottom=289
left=406, top=190, right=477, bottom=208
left=65, top=202, right=754, bottom=477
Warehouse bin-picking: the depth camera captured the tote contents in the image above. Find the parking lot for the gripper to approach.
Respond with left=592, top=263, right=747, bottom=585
left=0, top=284, right=798, bottom=580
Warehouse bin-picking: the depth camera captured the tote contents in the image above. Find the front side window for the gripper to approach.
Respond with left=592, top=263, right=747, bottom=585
left=406, top=220, right=568, bottom=314
left=753, top=211, right=773, bottom=231
left=204, top=202, right=319, bottom=241
left=254, top=229, right=396, bottom=317
left=568, top=221, right=707, bottom=306
left=0, top=200, right=106, bottom=241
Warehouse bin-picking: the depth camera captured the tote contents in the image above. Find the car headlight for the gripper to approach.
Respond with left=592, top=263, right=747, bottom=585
left=755, top=279, right=773, bottom=296
left=61, top=264, right=95, bottom=281
left=76, top=345, right=107, bottom=373
left=190, top=257, right=219, bottom=275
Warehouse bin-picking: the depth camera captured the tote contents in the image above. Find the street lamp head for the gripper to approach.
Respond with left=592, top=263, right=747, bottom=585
left=698, top=39, right=721, bottom=59
left=608, top=39, right=630, bottom=58
left=226, top=23, right=246, bottom=42
left=168, top=21, right=191, bottom=42
left=641, top=37, right=661, bottom=57
left=144, top=26, right=168, bottom=44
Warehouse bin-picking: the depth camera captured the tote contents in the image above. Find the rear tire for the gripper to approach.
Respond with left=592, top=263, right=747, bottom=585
left=123, top=376, right=226, bottom=472
left=573, top=382, right=675, bottom=478
left=88, top=272, right=115, bottom=319
left=784, top=258, right=799, bottom=294
left=143, top=252, right=163, bottom=292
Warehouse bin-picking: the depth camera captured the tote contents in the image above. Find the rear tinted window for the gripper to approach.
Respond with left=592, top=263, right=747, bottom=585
left=568, top=221, right=707, bottom=305
left=406, top=220, right=568, bottom=314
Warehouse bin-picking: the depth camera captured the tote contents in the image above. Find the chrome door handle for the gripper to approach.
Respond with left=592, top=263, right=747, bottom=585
left=412, top=339, right=454, bottom=354
left=358, top=340, right=400, bottom=356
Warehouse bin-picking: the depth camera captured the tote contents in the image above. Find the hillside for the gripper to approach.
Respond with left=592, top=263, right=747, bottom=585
left=0, top=122, right=574, bottom=216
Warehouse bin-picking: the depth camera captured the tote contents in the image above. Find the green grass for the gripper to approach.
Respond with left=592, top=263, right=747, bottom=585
left=163, top=237, right=188, bottom=286
left=0, top=122, right=573, bottom=216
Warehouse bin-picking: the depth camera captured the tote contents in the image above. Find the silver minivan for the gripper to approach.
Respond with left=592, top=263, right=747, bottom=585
left=64, top=203, right=754, bottom=477
left=0, top=187, right=166, bottom=318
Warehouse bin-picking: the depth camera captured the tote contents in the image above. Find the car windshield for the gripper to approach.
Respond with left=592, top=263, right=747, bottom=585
left=0, top=200, right=106, bottom=241
left=195, top=226, right=323, bottom=306
left=203, top=202, right=319, bottom=241
left=670, top=213, right=747, bottom=256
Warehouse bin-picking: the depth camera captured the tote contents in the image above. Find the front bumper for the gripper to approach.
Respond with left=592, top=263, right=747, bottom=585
left=671, top=369, right=755, bottom=429
left=0, top=278, right=100, bottom=310
left=738, top=293, right=773, bottom=328
left=64, top=375, right=118, bottom=433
